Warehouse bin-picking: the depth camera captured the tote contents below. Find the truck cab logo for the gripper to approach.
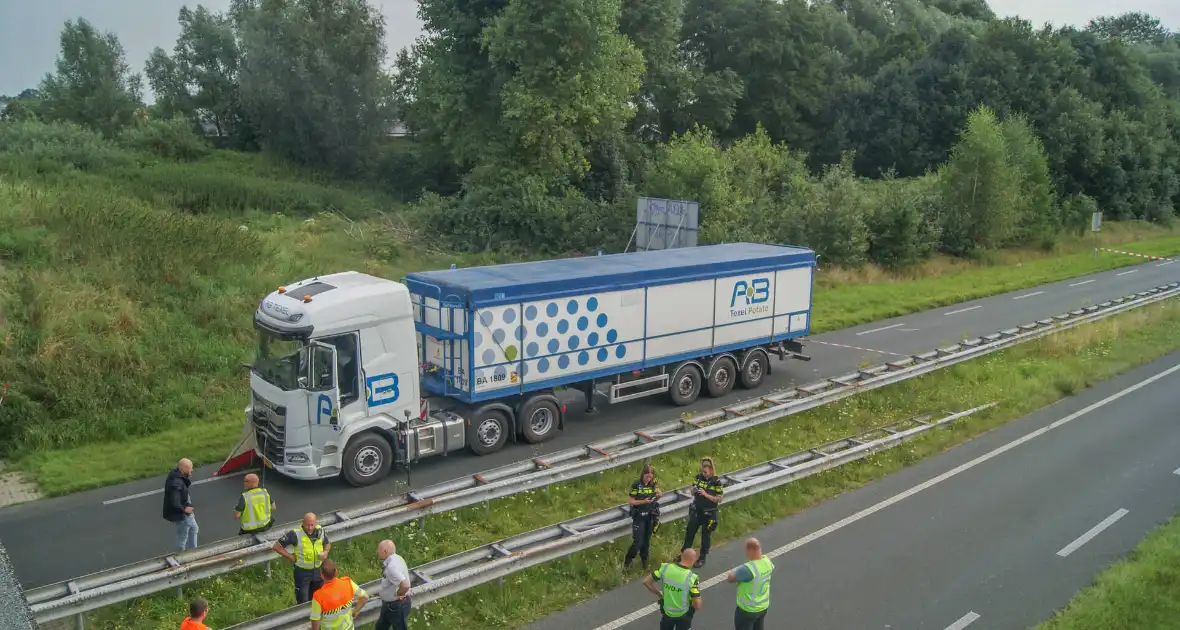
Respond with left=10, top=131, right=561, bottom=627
left=729, top=277, right=771, bottom=318
left=365, top=373, right=401, bottom=408
left=316, top=395, right=334, bottom=425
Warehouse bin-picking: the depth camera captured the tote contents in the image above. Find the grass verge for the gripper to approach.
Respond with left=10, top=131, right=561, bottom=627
left=1034, top=512, right=1180, bottom=630
left=85, top=297, right=1180, bottom=629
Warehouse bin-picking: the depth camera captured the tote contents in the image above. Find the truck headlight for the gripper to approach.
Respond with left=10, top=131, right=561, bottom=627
left=286, top=453, right=309, bottom=464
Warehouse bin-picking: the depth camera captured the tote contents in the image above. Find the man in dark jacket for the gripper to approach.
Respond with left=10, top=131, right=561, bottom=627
left=163, top=458, right=199, bottom=551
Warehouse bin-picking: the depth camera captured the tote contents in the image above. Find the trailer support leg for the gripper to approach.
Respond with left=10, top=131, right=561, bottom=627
left=583, top=381, right=599, bottom=415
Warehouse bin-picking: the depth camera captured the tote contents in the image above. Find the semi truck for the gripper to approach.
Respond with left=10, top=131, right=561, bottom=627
left=216, top=242, right=816, bottom=486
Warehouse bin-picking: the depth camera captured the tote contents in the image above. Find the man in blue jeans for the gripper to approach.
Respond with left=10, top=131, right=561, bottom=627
left=163, top=458, right=199, bottom=551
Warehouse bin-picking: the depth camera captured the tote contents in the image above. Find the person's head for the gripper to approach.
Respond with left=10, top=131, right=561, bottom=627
left=699, top=457, right=714, bottom=477
left=177, top=458, right=193, bottom=477
left=678, top=548, right=698, bottom=568
left=377, top=539, right=396, bottom=561
left=745, top=538, right=762, bottom=561
left=302, top=512, right=318, bottom=534
left=189, top=597, right=208, bottom=621
left=319, top=558, right=337, bottom=581
left=639, top=463, right=656, bottom=486
left=243, top=473, right=259, bottom=490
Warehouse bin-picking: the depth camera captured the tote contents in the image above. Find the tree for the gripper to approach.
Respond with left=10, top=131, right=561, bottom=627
left=1087, top=12, right=1170, bottom=44
left=145, top=6, right=251, bottom=146
left=38, top=18, right=142, bottom=137
left=938, top=105, right=1022, bottom=255
left=236, top=0, right=394, bottom=175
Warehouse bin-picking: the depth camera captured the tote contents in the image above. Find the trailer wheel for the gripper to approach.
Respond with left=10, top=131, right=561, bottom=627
left=342, top=432, right=393, bottom=487
left=669, top=363, right=703, bottom=406
left=706, top=357, right=737, bottom=398
left=467, top=410, right=510, bottom=455
left=519, top=397, right=561, bottom=444
left=739, top=351, right=769, bottom=389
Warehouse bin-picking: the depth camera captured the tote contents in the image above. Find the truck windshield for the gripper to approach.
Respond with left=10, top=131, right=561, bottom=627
left=254, top=331, right=307, bottom=391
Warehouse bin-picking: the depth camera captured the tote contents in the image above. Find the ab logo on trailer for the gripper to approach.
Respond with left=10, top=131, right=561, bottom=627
left=729, top=277, right=771, bottom=318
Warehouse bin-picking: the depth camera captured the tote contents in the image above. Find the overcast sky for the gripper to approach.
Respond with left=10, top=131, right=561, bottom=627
left=2, top=1, right=1178, bottom=97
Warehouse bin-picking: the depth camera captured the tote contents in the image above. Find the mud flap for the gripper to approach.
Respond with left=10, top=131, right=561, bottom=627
left=215, top=422, right=258, bottom=476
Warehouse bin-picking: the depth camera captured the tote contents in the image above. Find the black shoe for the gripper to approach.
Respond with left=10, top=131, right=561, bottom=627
left=624, top=556, right=634, bottom=569
left=693, top=557, right=706, bottom=568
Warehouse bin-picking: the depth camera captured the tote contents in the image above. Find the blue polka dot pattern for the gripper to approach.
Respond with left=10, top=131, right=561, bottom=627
left=567, top=300, right=579, bottom=315
left=597, top=348, right=608, bottom=362
left=514, top=327, right=524, bottom=341
left=578, top=351, right=589, bottom=366
left=525, top=305, right=538, bottom=321
left=596, top=313, right=608, bottom=328
left=474, top=331, right=483, bottom=346
left=548, top=339, right=560, bottom=354
left=587, top=332, right=599, bottom=346
left=607, top=329, right=618, bottom=343
left=537, top=322, right=549, bottom=337
left=482, top=349, right=495, bottom=364
left=492, top=329, right=506, bottom=344
left=577, top=316, right=589, bottom=331
left=494, top=366, right=507, bottom=378
left=527, top=342, right=539, bottom=357
left=587, top=297, right=598, bottom=312
left=568, top=336, right=580, bottom=350
left=503, top=308, right=516, bottom=324
left=520, top=364, right=529, bottom=377
left=616, top=344, right=627, bottom=359
left=538, top=358, right=550, bottom=373
left=480, top=311, right=494, bottom=327
left=557, top=320, right=569, bottom=334
left=558, top=355, right=570, bottom=369
left=547, top=303, right=559, bottom=317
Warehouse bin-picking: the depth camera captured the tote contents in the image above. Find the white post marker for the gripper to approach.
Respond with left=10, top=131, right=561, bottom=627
left=1057, top=509, right=1129, bottom=558
left=590, top=361, right=1180, bottom=630
left=945, top=611, right=981, bottom=630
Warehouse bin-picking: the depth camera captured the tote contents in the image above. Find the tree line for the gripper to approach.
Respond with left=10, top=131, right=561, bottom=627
left=3, top=1, right=1180, bottom=266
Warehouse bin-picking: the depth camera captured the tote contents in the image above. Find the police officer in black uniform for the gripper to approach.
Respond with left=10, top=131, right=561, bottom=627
left=682, top=457, right=724, bottom=568
left=624, top=463, right=662, bottom=569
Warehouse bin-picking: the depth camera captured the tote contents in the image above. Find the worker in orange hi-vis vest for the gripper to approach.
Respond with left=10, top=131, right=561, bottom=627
left=180, top=598, right=210, bottom=630
left=310, top=559, right=370, bottom=630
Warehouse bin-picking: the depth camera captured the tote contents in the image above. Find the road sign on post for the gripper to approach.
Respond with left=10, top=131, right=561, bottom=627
left=1091, top=212, right=1102, bottom=232
left=630, top=197, right=700, bottom=251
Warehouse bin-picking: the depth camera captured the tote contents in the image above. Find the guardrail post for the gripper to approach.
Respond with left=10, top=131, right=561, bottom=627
left=417, top=517, right=425, bottom=530
left=76, top=613, right=84, bottom=629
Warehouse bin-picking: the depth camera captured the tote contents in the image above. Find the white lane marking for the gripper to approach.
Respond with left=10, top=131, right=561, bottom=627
left=1069, top=279, right=1096, bottom=287
left=808, top=340, right=908, bottom=357
left=591, top=361, right=1180, bottom=630
left=102, top=470, right=250, bottom=506
left=1013, top=291, right=1044, bottom=300
left=1057, top=508, right=1129, bottom=557
left=945, top=305, right=982, bottom=316
left=856, top=323, right=904, bottom=336
left=1158, top=261, right=1176, bottom=267
left=945, top=612, right=981, bottom=630
left=1117, top=270, right=1138, bottom=276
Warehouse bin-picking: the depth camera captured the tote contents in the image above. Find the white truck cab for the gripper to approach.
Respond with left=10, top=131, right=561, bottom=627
left=249, top=271, right=423, bottom=485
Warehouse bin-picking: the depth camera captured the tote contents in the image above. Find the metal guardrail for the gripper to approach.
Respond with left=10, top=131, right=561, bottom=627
left=28, top=281, right=1180, bottom=624
left=224, top=404, right=997, bottom=629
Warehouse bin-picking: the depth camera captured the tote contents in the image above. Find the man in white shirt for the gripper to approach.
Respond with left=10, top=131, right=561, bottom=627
left=375, top=539, right=412, bottom=630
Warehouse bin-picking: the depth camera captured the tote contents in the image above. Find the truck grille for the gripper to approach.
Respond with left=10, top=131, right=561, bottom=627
left=251, top=392, right=286, bottom=464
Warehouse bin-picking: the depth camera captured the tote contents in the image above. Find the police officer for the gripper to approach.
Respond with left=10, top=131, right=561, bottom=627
left=643, top=548, right=702, bottom=630
left=273, top=512, right=332, bottom=604
left=624, top=463, right=662, bottom=569
left=726, top=538, right=774, bottom=630
left=682, top=457, right=723, bottom=568
left=234, top=473, right=276, bottom=535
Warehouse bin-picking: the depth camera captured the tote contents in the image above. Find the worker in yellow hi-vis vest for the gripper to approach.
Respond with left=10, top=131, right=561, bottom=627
left=726, top=538, right=774, bottom=630
left=234, top=473, right=276, bottom=535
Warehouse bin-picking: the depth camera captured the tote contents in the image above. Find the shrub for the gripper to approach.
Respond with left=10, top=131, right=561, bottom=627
left=118, top=117, right=211, bottom=161
left=0, top=120, right=134, bottom=175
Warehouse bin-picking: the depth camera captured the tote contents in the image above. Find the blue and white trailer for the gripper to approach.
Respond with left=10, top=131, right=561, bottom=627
left=224, top=242, right=816, bottom=486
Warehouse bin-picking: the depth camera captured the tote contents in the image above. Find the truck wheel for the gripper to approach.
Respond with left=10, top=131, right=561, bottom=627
left=342, top=433, right=393, bottom=487
left=706, top=357, right=737, bottom=398
left=467, top=410, right=509, bottom=455
left=739, top=351, right=769, bottom=389
left=519, top=397, right=561, bottom=444
left=669, top=363, right=702, bottom=406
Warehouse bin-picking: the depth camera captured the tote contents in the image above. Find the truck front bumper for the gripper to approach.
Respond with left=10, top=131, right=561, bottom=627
left=256, top=448, right=341, bottom=480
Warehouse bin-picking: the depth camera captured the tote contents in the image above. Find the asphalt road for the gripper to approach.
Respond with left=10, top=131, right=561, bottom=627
left=525, top=350, right=1180, bottom=630
left=2, top=257, right=1178, bottom=591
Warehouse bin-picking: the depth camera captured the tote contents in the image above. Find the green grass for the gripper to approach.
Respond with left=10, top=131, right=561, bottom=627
left=4, top=119, right=1180, bottom=497
left=1035, top=512, right=1180, bottom=630
left=80, top=295, right=1180, bottom=629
